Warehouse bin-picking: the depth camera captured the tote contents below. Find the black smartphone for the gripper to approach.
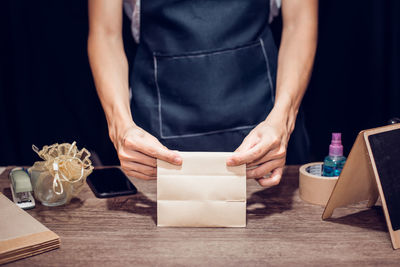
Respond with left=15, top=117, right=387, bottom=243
left=86, top=168, right=137, bottom=198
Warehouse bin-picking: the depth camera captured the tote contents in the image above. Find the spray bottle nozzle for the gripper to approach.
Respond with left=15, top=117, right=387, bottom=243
left=329, top=132, right=343, bottom=156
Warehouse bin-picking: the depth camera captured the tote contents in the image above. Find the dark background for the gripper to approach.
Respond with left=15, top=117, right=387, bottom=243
left=1, top=0, right=399, bottom=166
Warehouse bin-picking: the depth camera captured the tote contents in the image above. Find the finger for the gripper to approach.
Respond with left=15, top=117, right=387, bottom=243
left=233, top=135, right=281, bottom=166
left=149, top=145, right=182, bottom=165
left=227, top=135, right=259, bottom=165
left=121, top=160, right=157, bottom=177
left=247, top=145, right=286, bottom=167
left=119, top=149, right=157, bottom=167
left=125, top=136, right=182, bottom=165
left=228, top=131, right=282, bottom=166
left=228, top=140, right=274, bottom=166
left=123, top=169, right=156, bottom=181
left=247, top=158, right=285, bottom=179
left=256, top=167, right=283, bottom=188
left=234, top=134, right=260, bottom=153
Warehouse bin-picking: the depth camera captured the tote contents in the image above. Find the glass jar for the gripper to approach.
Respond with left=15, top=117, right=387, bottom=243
left=33, top=171, right=70, bottom=207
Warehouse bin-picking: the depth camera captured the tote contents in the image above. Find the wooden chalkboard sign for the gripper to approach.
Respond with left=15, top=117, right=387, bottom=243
left=323, top=124, right=400, bottom=249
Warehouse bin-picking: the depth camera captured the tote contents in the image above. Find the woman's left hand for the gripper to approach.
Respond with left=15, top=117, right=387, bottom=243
left=226, top=109, right=294, bottom=188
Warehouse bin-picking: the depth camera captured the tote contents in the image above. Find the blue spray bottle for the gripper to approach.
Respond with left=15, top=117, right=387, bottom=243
left=322, top=133, right=346, bottom=177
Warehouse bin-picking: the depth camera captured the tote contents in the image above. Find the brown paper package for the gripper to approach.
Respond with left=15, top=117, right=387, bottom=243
left=157, top=152, right=246, bottom=227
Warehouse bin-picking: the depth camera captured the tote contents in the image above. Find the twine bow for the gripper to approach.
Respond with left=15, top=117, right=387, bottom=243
left=32, top=141, right=92, bottom=195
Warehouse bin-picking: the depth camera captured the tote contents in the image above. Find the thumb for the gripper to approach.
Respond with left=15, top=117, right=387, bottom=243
left=141, top=138, right=182, bottom=165
left=227, top=135, right=259, bottom=165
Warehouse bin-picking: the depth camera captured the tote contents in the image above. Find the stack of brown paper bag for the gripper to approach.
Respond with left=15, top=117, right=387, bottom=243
left=0, top=193, right=60, bottom=264
left=157, top=152, right=246, bottom=227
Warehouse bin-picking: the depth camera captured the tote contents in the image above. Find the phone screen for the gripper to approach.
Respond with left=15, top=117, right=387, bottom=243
left=86, top=168, right=137, bottom=198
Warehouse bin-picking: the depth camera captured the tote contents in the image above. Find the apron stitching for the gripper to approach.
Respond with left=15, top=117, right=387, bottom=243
left=153, top=53, right=165, bottom=138
left=259, top=38, right=275, bottom=104
left=154, top=42, right=261, bottom=60
left=159, top=125, right=257, bottom=139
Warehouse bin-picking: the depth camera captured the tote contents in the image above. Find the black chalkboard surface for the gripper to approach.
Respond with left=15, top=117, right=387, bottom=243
left=368, top=129, right=400, bottom=231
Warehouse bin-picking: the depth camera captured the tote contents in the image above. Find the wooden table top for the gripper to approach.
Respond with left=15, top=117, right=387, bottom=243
left=1, top=166, right=399, bottom=266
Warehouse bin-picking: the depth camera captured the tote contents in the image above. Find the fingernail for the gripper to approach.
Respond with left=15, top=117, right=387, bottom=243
left=174, top=157, right=182, bottom=164
left=273, top=175, right=281, bottom=180
left=226, top=159, right=234, bottom=165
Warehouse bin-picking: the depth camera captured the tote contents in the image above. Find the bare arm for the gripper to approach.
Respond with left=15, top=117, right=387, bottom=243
left=88, top=0, right=131, bottom=140
left=88, top=0, right=181, bottom=180
left=274, top=0, right=318, bottom=128
left=228, top=0, right=318, bottom=187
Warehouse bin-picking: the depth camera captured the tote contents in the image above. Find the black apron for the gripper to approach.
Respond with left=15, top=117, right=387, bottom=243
left=129, top=0, right=309, bottom=164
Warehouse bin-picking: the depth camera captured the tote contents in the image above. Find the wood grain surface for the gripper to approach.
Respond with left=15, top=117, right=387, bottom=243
left=1, top=166, right=399, bottom=266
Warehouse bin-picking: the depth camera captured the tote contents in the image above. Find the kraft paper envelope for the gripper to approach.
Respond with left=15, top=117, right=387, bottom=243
left=157, top=152, right=246, bottom=227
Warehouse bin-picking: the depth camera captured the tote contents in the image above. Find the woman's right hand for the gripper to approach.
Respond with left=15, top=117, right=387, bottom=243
left=112, top=125, right=182, bottom=180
